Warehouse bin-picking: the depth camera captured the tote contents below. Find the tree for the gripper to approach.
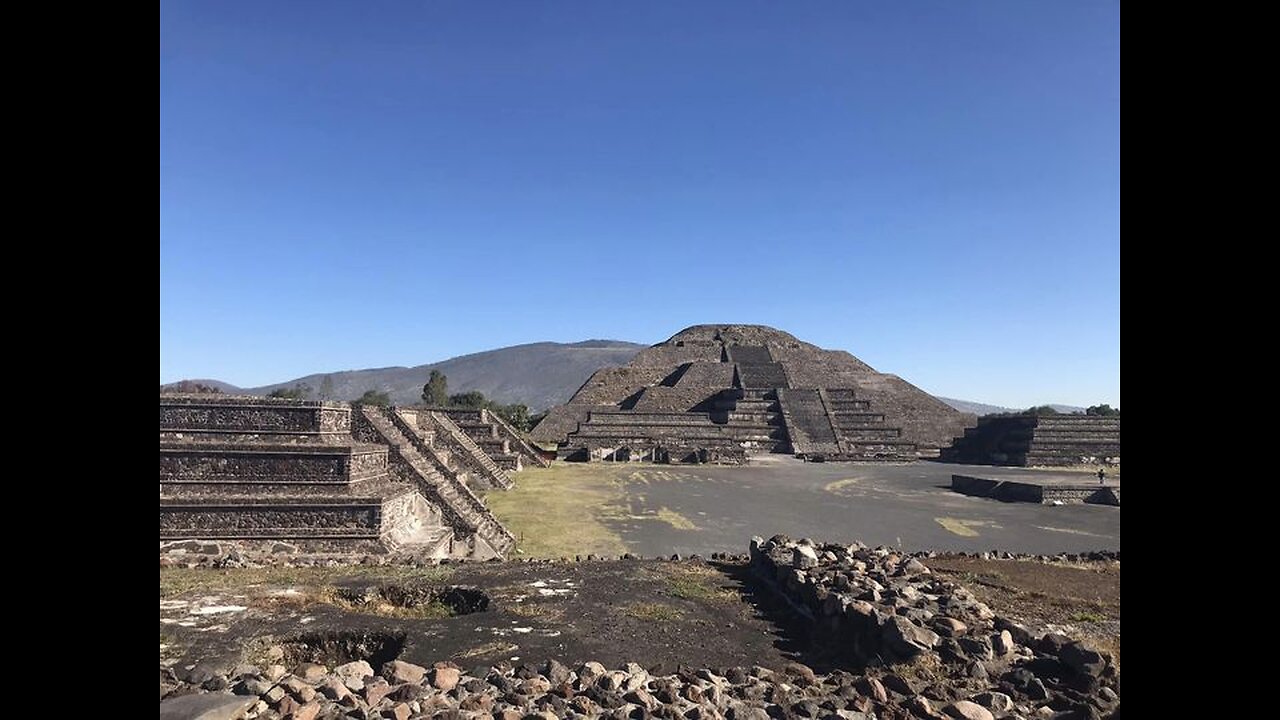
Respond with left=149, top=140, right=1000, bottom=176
left=492, top=403, right=531, bottom=432
left=269, top=383, right=312, bottom=399
left=422, top=370, right=449, bottom=406
left=1022, top=405, right=1059, bottom=417
left=449, top=391, right=487, bottom=408
left=319, top=375, right=335, bottom=401
left=1086, top=404, right=1120, bottom=416
left=355, top=389, right=391, bottom=406
left=162, top=380, right=223, bottom=394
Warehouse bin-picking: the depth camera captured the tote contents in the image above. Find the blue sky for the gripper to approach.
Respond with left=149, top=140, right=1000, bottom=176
left=160, top=2, right=1119, bottom=408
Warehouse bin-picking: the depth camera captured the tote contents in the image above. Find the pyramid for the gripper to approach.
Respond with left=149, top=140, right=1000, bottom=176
left=530, top=324, right=976, bottom=462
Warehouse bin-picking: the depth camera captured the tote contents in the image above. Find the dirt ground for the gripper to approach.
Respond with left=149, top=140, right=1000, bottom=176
left=161, top=559, right=811, bottom=676
left=926, top=555, right=1120, bottom=666
left=160, top=555, right=1119, bottom=676
left=481, top=459, right=1121, bottom=559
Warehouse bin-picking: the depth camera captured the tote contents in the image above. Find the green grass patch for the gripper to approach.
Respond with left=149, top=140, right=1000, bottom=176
left=661, top=565, right=738, bottom=603
left=1070, top=610, right=1107, bottom=623
left=480, top=463, right=631, bottom=558
left=625, top=602, right=684, bottom=622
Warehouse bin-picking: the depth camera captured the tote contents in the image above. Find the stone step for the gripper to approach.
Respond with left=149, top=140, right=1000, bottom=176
left=836, top=427, right=902, bottom=441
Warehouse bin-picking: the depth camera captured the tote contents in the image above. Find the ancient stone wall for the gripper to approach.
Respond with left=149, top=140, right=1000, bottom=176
left=749, top=535, right=1119, bottom=718
left=944, top=416, right=1120, bottom=467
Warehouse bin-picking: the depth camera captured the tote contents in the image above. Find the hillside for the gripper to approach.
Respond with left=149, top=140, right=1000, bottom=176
left=162, top=341, right=1089, bottom=416
left=238, top=341, right=644, bottom=412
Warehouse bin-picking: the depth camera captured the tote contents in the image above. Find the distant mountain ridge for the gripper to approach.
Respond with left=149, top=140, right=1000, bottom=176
left=162, top=341, right=1089, bottom=416
left=163, top=341, right=647, bottom=412
left=934, top=397, right=1086, bottom=417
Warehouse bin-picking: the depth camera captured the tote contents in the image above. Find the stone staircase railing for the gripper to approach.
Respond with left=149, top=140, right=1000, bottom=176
left=386, top=409, right=471, bottom=488
left=482, top=409, right=552, bottom=468
left=425, top=411, right=514, bottom=489
left=357, top=406, right=515, bottom=557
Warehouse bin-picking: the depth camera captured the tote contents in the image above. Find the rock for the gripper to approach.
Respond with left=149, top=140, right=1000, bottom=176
left=728, top=704, right=771, bottom=720
left=519, top=676, right=551, bottom=696
left=782, top=662, right=817, bottom=687
left=279, top=676, right=315, bottom=702
left=993, top=630, right=1015, bottom=656
left=238, top=677, right=273, bottom=697
left=884, top=616, right=941, bottom=657
left=908, top=696, right=936, bottom=716
left=387, top=703, right=411, bottom=720
left=793, top=545, right=820, bottom=569
left=1037, top=633, right=1072, bottom=656
left=542, top=659, right=572, bottom=686
left=598, top=671, right=629, bottom=692
left=363, top=679, right=392, bottom=706
left=430, top=666, right=461, bottom=691
left=382, top=660, right=427, bottom=685
left=855, top=677, right=888, bottom=703
left=994, top=617, right=1034, bottom=646
left=972, top=692, right=1014, bottom=713
left=958, top=636, right=994, bottom=661
left=903, top=558, right=930, bottom=575
left=158, top=694, right=256, bottom=720
left=263, top=686, right=286, bottom=705
left=934, top=617, right=967, bottom=637
left=334, top=660, right=375, bottom=691
left=320, top=678, right=350, bottom=701
left=944, top=700, right=994, bottom=720
left=181, top=662, right=222, bottom=686
left=288, top=702, right=322, bottom=720
left=1004, top=669, right=1049, bottom=701
left=882, top=674, right=917, bottom=696
left=293, top=663, right=328, bottom=684
left=624, top=688, right=657, bottom=709
left=264, top=665, right=287, bottom=682
left=1059, top=641, right=1107, bottom=678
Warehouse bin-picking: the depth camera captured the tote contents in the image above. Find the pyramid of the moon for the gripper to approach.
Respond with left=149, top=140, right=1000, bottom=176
left=530, top=324, right=976, bottom=462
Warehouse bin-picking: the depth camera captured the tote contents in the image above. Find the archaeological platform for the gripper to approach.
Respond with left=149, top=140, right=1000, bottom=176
left=531, top=324, right=976, bottom=463
left=159, top=395, right=516, bottom=559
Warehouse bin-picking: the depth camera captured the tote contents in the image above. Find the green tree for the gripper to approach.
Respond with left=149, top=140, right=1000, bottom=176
left=492, top=403, right=531, bottom=432
left=319, top=375, right=335, bottom=401
left=422, top=370, right=449, bottom=406
left=1023, top=405, right=1059, bottom=417
left=449, top=391, right=487, bottom=408
left=355, top=389, right=391, bottom=406
left=269, top=383, right=312, bottom=399
left=1086, top=404, right=1120, bottom=416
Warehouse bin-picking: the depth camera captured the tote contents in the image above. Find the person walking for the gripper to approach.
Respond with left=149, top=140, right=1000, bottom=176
left=1097, top=467, right=1106, bottom=485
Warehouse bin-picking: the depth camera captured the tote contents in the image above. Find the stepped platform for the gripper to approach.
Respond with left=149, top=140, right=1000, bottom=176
left=432, top=407, right=552, bottom=469
left=952, top=473, right=1121, bottom=506
left=536, top=325, right=977, bottom=462
left=942, top=415, right=1121, bottom=467
left=159, top=396, right=514, bottom=559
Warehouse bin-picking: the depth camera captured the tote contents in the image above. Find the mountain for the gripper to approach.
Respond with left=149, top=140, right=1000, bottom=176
left=228, top=341, right=645, bottom=412
left=159, top=379, right=246, bottom=394
left=935, top=397, right=1087, bottom=416
left=162, top=341, right=1088, bottom=416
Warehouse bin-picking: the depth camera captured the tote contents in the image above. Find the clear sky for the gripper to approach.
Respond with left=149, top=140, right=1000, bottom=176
left=161, top=2, right=1120, bottom=409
